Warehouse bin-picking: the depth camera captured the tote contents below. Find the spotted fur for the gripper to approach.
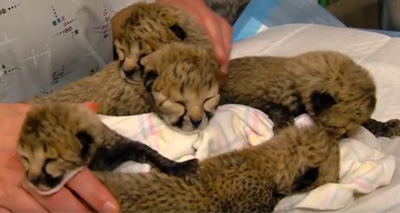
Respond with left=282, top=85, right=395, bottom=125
left=220, top=51, right=400, bottom=139
left=203, top=0, right=251, bottom=24
left=19, top=106, right=340, bottom=212
left=25, top=3, right=220, bottom=133
left=113, top=2, right=214, bottom=84
left=18, top=103, right=198, bottom=195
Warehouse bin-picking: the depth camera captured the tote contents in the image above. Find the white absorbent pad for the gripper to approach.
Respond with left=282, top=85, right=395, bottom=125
left=95, top=24, right=400, bottom=211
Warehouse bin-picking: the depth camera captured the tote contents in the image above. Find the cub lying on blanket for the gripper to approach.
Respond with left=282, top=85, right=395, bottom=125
left=18, top=103, right=198, bottom=195
left=26, top=2, right=220, bottom=134
left=20, top=103, right=340, bottom=212
left=220, top=51, right=400, bottom=139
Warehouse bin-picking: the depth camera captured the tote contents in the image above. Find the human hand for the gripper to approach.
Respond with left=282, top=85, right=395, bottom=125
left=0, top=102, right=119, bottom=212
left=156, top=0, right=233, bottom=84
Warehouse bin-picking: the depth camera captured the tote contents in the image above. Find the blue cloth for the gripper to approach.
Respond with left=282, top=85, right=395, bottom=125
left=232, top=0, right=400, bottom=42
left=232, top=0, right=344, bottom=42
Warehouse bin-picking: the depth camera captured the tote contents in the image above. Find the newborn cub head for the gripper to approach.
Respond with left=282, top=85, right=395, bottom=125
left=18, top=103, right=104, bottom=195
left=140, top=42, right=220, bottom=133
left=295, top=51, right=377, bottom=139
left=114, top=2, right=211, bottom=84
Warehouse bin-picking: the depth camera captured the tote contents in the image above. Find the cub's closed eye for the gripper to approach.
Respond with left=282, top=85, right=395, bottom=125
left=203, top=96, right=215, bottom=104
left=22, top=156, right=30, bottom=163
left=22, top=156, right=30, bottom=171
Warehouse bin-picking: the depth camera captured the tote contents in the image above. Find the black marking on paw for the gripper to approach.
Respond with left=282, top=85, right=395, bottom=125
left=169, top=24, right=186, bottom=40
left=310, top=91, right=336, bottom=114
left=75, top=131, right=94, bottom=161
left=161, top=158, right=199, bottom=177
left=291, top=94, right=306, bottom=117
left=293, top=166, right=319, bottom=191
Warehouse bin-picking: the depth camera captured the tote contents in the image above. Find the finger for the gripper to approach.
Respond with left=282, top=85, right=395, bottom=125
left=0, top=207, right=11, bottom=213
left=200, top=13, right=226, bottom=67
left=67, top=169, right=119, bottom=213
left=219, top=17, right=233, bottom=74
left=22, top=181, right=90, bottom=212
left=81, top=102, right=98, bottom=113
left=2, top=189, right=48, bottom=212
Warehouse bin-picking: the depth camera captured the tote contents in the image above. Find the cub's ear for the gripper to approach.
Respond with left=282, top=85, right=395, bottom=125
left=75, top=131, right=94, bottom=161
left=144, top=71, right=159, bottom=92
left=169, top=24, right=186, bottom=41
left=310, top=91, right=337, bottom=114
left=113, top=39, right=125, bottom=62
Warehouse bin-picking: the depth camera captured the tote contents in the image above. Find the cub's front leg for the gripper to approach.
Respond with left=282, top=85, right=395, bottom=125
left=259, top=102, right=296, bottom=133
left=18, top=103, right=198, bottom=195
left=362, top=118, right=400, bottom=138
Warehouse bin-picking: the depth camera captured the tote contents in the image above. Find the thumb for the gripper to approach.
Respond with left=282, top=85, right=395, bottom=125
left=81, top=102, right=98, bottom=113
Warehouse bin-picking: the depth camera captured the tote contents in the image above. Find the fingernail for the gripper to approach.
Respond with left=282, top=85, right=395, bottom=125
left=221, top=66, right=228, bottom=74
left=101, top=201, right=119, bottom=213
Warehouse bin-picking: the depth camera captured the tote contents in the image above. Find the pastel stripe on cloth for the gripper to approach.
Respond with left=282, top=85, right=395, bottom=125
left=99, top=104, right=396, bottom=211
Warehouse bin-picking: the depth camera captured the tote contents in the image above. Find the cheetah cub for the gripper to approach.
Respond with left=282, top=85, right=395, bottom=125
left=26, top=2, right=220, bottom=133
left=18, top=103, right=198, bottom=195
left=113, top=2, right=214, bottom=84
left=27, top=42, right=220, bottom=133
left=21, top=113, right=340, bottom=212
left=220, top=51, right=400, bottom=139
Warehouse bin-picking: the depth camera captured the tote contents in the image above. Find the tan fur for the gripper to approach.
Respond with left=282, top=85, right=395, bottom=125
left=141, top=42, right=220, bottom=132
left=25, top=3, right=220, bottom=133
left=27, top=43, right=220, bottom=133
left=18, top=103, right=198, bottom=194
left=113, top=2, right=214, bottom=83
left=220, top=51, right=379, bottom=139
left=19, top=105, right=340, bottom=212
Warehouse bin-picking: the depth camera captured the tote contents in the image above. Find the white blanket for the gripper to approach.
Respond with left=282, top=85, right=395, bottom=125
left=100, top=104, right=395, bottom=211
left=98, top=24, right=400, bottom=212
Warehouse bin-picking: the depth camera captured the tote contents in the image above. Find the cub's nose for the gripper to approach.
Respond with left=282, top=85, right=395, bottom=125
left=190, top=119, right=202, bottom=128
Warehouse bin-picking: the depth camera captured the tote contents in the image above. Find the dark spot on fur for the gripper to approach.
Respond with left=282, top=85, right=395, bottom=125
left=144, top=71, right=159, bottom=92
left=169, top=24, right=186, bottom=41
left=369, top=96, right=377, bottom=110
left=205, top=111, right=214, bottom=120
left=24, top=116, right=43, bottom=137
left=292, top=166, right=319, bottom=191
left=75, top=131, right=94, bottom=161
left=310, top=91, right=337, bottom=114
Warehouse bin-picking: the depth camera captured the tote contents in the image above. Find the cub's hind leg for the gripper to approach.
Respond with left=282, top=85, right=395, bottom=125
left=362, top=118, right=400, bottom=138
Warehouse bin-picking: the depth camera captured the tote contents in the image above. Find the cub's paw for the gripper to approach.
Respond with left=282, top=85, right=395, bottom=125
left=159, top=158, right=199, bottom=178
left=273, top=121, right=294, bottom=134
left=384, top=119, right=400, bottom=138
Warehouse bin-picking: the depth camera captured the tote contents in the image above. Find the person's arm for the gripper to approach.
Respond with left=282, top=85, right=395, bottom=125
left=111, top=0, right=232, bottom=83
